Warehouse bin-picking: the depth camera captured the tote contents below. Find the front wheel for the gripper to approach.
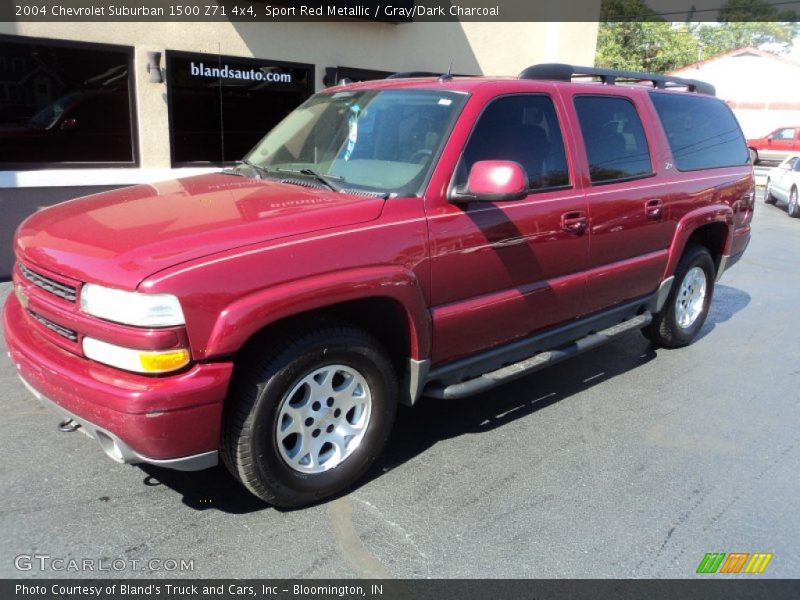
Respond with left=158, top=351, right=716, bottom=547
left=222, top=324, right=398, bottom=508
left=642, top=245, right=715, bottom=348
left=788, top=186, right=800, bottom=218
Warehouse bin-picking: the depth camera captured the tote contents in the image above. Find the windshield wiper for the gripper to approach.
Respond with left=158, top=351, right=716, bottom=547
left=235, top=159, right=270, bottom=179
left=274, top=167, right=345, bottom=193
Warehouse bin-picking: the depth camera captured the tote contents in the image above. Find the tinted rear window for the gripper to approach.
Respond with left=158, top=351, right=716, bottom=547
left=649, top=92, right=748, bottom=171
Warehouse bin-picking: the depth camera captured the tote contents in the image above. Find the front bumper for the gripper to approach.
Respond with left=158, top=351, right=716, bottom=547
left=3, top=292, right=234, bottom=470
left=19, top=375, right=218, bottom=471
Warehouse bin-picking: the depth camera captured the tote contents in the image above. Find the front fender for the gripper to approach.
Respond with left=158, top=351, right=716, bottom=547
left=663, top=204, right=733, bottom=279
left=204, top=266, right=431, bottom=360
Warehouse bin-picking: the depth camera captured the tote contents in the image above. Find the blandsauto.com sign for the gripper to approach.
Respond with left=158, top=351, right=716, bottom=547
left=190, top=61, right=293, bottom=83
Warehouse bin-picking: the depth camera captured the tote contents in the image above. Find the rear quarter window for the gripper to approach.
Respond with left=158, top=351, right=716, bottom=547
left=649, top=92, right=748, bottom=171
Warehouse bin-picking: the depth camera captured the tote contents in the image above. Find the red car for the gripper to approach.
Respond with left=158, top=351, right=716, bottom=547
left=746, top=126, right=800, bottom=164
left=3, top=64, right=753, bottom=507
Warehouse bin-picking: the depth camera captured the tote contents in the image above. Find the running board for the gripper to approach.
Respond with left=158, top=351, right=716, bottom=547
left=424, top=312, right=652, bottom=400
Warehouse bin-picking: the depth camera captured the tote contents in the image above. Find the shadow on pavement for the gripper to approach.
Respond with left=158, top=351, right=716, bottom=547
left=141, top=284, right=751, bottom=514
left=695, top=284, right=751, bottom=342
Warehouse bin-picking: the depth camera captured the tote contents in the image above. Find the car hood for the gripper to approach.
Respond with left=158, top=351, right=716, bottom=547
left=16, top=173, right=386, bottom=289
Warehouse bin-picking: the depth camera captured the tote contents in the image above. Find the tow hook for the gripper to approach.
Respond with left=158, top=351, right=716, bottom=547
left=58, top=418, right=81, bottom=433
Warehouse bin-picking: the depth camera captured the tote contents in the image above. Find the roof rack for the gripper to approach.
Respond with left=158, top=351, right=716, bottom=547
left=518, top=63, right=716, bottom=96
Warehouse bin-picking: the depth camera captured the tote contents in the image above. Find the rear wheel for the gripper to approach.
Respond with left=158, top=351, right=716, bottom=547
left=788, top=186, right=799, bottom=218
left=642, top=245, right=715, bottom=348
left=222, top=324, right=398, bottom=508
left=764, top=179, right=776, bottom=204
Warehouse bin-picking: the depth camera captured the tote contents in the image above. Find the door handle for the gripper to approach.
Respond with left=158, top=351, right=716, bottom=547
left=645, top=198, right=664, bottom=220
left=561, top=211, right=587, bottom=234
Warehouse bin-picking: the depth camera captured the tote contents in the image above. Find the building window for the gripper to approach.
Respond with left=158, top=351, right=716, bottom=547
left=166, top=51, right=314, bottom=167
left=0, top=35, right=136, bottom=168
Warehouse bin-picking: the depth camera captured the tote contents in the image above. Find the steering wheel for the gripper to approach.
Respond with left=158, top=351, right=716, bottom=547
left=408, top=149, right=432, bottom=164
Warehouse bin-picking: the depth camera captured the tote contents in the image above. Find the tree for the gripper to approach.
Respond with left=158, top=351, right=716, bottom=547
left=595, top=0, right=799, bottom=73
left=596, top=21, right=697, bottom=72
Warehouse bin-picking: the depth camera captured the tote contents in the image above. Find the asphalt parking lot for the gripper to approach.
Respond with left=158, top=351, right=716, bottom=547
left=1, top=193, right=798, bottom=579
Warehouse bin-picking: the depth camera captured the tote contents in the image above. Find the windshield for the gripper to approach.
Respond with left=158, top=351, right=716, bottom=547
left=243, top=89, right=468, bottom=196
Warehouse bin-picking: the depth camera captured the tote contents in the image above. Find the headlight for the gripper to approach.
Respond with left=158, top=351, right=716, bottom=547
left=83, top=337, right=190, bottom=374
left=80, top=284, right=185, bottom=327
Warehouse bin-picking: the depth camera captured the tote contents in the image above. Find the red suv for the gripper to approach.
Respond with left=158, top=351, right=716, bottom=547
left=3, top=64, right=753, bottom=507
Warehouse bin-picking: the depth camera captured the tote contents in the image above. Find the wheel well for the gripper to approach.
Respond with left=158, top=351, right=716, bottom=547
left=236, top=297, right=411, bottom=377
left=686, top=222, right=727, bottom=272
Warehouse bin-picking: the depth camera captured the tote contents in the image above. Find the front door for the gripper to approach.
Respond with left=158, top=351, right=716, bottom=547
left=426, top=93, right=589, bottom=365
left=763, top=127, right=798, bottom=161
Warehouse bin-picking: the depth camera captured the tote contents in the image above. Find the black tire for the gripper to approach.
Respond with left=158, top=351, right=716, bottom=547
left=788, top=186, right=800, bottom=218
left=642, top=244, right=715, bottom=348
left=764, top=178, right=776, bottom=204
left=221, top=324, right=398, bottom=508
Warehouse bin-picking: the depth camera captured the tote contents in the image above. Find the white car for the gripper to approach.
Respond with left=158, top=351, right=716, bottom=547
left=764, top=154, right=800, bottom=218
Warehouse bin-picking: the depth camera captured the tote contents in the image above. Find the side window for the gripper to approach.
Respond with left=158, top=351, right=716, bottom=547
left=574, top=96, right=653, bottom=184
left=649, top=92, right=748, bottom=171
left=774, top=128, right=795, bottom=140
left=457, top=94, right=570, bottom=192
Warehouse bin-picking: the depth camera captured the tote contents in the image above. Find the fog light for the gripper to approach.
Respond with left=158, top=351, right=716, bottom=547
left=82, top=337, right=190, bottom=374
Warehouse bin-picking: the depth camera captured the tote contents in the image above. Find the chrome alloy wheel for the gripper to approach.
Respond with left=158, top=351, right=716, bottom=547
left=276, top=364, right=372, bottom=474
left=674, top=266, right=707, bottom=329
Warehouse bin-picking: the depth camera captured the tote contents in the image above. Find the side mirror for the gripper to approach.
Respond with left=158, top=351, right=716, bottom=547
left=60, top=118, right=78, bottom=132
left=450, top=160, right=528, bottom=203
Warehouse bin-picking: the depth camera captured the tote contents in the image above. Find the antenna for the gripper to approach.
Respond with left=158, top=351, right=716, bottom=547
left=439, top=59, right=454, bottom=82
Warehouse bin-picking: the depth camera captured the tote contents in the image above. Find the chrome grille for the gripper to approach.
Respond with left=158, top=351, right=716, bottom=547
left=20, top=264, right=77, bottom=302
left=28, top=310, right=78, bottom=342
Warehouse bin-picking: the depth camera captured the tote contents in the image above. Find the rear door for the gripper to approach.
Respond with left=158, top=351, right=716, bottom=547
left=426, top=90, right=589, bottom=365
left=566, top=89, right=673, bottom=314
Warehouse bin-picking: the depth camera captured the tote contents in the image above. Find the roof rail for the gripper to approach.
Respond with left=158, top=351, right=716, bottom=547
left=518, top=63, right=716, bottom=96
